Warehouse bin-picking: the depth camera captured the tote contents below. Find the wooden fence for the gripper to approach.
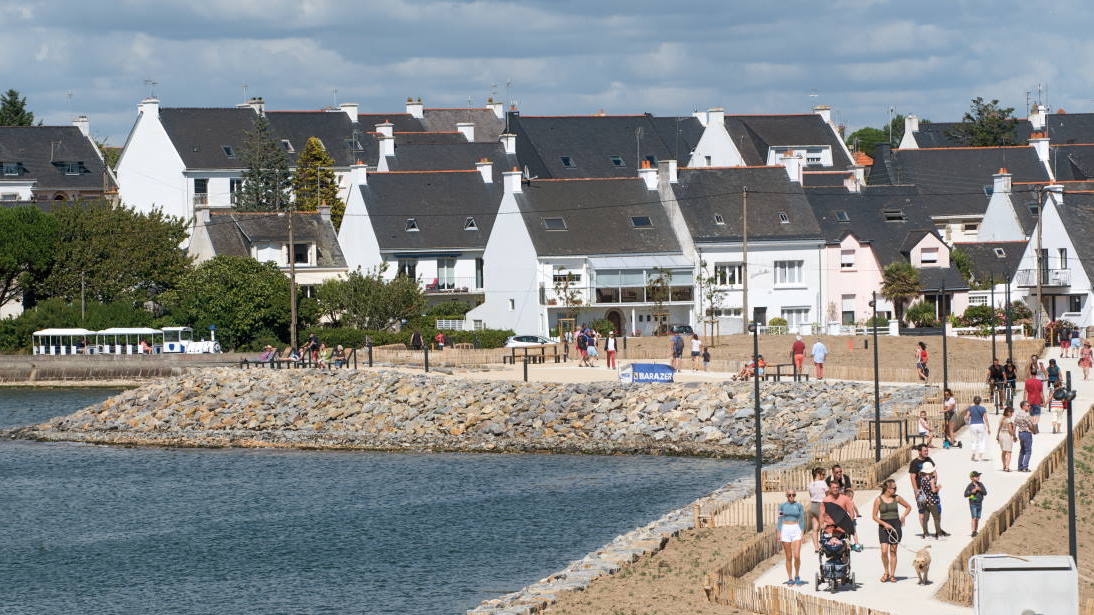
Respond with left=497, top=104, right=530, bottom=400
left=935, top=405, right=1094, bottom=605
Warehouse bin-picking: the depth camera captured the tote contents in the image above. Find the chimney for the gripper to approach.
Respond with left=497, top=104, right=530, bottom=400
left=638, top=159, right=658, bottom=190
left=339, top=102, right=359, bottom=123
left=139, top=97, right=159, bottom=119
left=476, top=158, right=493, bottom=183
left=194, top=204, right=211, bottom=226
left=905, top=114, right=920, bottom=134
left=658, top=159, right=679, bottom=184
left=1029, top=103, right=1047, bottom=130
left=1029, top=131, right=1050, bottom=163
left=375, top=121, right=394, bottom=139
left=503, top=166, right=522, bottom=194
left=852, top=165, right=866, bottom=191
left=500, top=133, right=516, bottom=155
left=378, top=134, right=394, bottom=158
left=706, top=107, right=725, bottom=126
left=780, top=152, right=803, bottom=184
left=813, top=105, right=832, bottom=124
left=992, top=168, right=1012, bottom=195
left=692, top=109, right=708, bottom=127
left=318, top=203, right=331, bottom=223
left=897, top=114, right=920, bottom=149
left=236, top=96, right=265, bottom=115
left=456, top=121, right=475, bottom=142
left=350, top=160, right=368, bottom=186
left=486, top=97, right=503, bottom=119
left=406, top=97, right=424, bottom=119
left=72, top=115, right=90, bottom=138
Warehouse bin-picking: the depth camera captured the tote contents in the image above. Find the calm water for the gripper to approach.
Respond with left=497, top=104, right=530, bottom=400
left=0, top=388, right=747, bottom=615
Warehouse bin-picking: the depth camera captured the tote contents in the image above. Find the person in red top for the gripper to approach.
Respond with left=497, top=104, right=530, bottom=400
left=915, top=341, right=929, bottom=383
left=1024, top=372, right=1043, bottom=427
left=791, top=335, right=806, bottom=376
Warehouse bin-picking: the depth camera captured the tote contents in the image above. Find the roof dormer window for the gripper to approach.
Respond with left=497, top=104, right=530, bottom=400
left=834, top=210, right=850, bottom=222
left=543, top=217, right=567, bottom=231
left=222, top=146, right=236, bottom=159
left=281, top=140, right=294, bottom=153
left=630, top=216, right=653, bottom=228
left=609, top=155, right=625, bottom=167
left=464, top=216, right=478, bottom=231
left=882, top=208, right=906, bottom=222
left=63, top=162, right=81, bottom=176
left=993, top=247, right=1007, bottom=258
left=2, top=162, right=19, bottom=176
left=714, top=214, right=725, bottom=225
left=778, top=212, right=790, bottom=224
left=405, top=218, right=419, bottom=232
left=559, top=156, right=575, bottom=168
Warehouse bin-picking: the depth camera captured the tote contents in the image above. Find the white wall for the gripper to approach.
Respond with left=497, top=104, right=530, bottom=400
left=1016, top=193, right=1093, bottom=326
left=466, top=191, right=543, bottom=334
left=116, top=108, right=188, bottom=222
left=695, top=241, right=823, bottom=326
left=336, top=185, right=384, bottom=272
left=687, top=114, right=746, bottom=168
left=978, top=181, right=1025, bottom=243
left=0, top=181, right=35, bottom=201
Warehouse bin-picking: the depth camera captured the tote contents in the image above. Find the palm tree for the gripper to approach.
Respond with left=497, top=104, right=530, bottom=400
left=881, top=262, right=921, bottom=324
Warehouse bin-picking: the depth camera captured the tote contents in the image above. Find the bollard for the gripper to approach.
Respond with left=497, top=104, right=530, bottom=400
left=424, top=346, right=430, bottom=372
left=523, top=356, right=529, bottom=382
left=368, top=345, right=373, bottom=368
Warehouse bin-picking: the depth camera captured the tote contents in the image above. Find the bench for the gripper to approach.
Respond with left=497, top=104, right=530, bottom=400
left=504, top=354, right=546, bottom=365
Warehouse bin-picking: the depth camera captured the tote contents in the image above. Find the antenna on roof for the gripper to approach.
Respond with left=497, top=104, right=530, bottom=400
left=65, top=90, right=72, bottom=113
left=144, top=79, right=158, bottom=99
left=333, top=88, right=339, bottom=107
left=635, top=126, right=644, bottom=169
left=468, top=95, right=473, bottom=124
left=241, top=83, right=248, bottom=102
left=505, top=79, right=512, bottom=133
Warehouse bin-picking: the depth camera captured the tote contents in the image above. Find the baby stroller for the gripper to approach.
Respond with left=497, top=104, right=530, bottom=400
left=815, top=526, right=855, bottom=592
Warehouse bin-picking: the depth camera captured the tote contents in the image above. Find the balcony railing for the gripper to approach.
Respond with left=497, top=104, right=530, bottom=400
left=193, top=193, right=208, bottom=205
left=542, top=285, right=694, bottom=305
left=423, top=276, right=482, bottom=294
left=1015, top=268, right=1070, bottom=287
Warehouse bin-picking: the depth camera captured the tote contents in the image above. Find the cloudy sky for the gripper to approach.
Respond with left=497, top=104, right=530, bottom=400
left=1, top=0, right=1088, bottom=144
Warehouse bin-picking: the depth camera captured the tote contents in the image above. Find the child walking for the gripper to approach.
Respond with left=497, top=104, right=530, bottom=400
left=702, top=346, right=711, bottom=371
left=964, top=471, right=988, bottom=537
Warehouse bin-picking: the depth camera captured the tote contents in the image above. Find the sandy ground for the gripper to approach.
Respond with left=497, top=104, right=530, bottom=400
left=542, top=526, right=760, bottom=615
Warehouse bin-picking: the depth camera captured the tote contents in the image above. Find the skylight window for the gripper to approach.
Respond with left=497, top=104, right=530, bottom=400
left=778, top=212, right=790, bottom=224
left=1028, top=204, right=1040, bottom=216
left=609, top=155, right=625, bottom=167
left=3, top=162, right=19, bottom=176
left=464, top=216, right=478, bottom=231
left=559, top=156, right=575, bottom=168
left=281, top=140, right=294, bottom=153
left=882, top=209, right=906, bottom=222
left=222, top=146, right=236, bottom=159
left=543, top=217, right=567, bottom=231
left=993, top=247, right=1007, bottom=258
left=714, top=214, right=725, bottom=225
left=630, top=216, right=653, bottom=228
left=834, top=210, right=850, bottom=222
left=405, top=218, right=419, bottom=232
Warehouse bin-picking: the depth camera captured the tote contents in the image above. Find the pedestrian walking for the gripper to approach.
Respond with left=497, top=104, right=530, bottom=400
left=410, top=330, right=423, bottom=351
left=965, top=396, right=991, bottom=462
left=791, top=335, right=806, bottom=377
left=777, top=490, right=805, bottom=586
left=872, top=479, right=912, bottom=583
left=702, top=346, right=711, bottom=371
left=1060, top=326, right=1071, bottom=358
left=917, top=410, right=934, bottom=448
left=605, top=331, right=617, bottom=369
left=576, top=329, right=590, bottom=367
left=1047, top=358, right=1061, bottom=390
left=942, top=388, right=957, bottom=448
left=669, top=331, right=684, bottom=370
left=915, top=341, right=929, bottom=383
left=1080, top=342, right=1093, bottom=380
left=1049, top=384, right=1066, bottom=434
left=1015, top=401, right=1034, bottom=472
left=690, top=334, right=702, bottom=370
left=827, top=464, right=852, bottom=493
left=916, top=462, right=948, bottom=539
left=811, top=338, right=828, bottom=380
left=996, top=406, right=1015, bottom=471
left=806, top=467, right=827, bottom=550
left=964, top=471, right=988, bottom=537
left=908, top=444, right=935, bottom=535
left=1025, top=370, right=1044, bottom=430
left=1071, top=327, right=1082, bottom=358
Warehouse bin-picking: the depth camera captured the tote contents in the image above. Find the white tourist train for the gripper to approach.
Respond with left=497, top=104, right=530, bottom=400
left=31, top=326, right=222, bottom=355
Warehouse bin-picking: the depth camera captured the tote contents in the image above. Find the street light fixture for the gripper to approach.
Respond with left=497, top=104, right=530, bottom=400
left=870, top=293, right=880, bottom=462
left=748, top=320, right=763, bottom=533
left=1060, top=371, right=1079, bottom=562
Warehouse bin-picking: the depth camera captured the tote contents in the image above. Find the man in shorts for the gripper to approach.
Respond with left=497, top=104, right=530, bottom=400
left=908, top=444, right=937, bottom=537
left=1024, top=370, right=1043, bottom=428
left=670, top=332, right=684, bottom=370
left=811, top=338, right=828, bottom=380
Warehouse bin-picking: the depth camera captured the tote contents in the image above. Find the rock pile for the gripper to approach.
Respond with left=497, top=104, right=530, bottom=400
left=11, top=369, right=914, bottom=461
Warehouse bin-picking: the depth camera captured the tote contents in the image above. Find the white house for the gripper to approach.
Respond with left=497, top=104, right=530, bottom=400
left=687, top=105, right=854, bottom=171
left=0, top=118, right=115, bottom=203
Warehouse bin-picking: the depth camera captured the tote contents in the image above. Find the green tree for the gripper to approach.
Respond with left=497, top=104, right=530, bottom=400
left=948, top=246, right=992, bottom=290
left=846, top=114, right=925, bottom=155
left=315, top=266, right=424, bottom=330
left=880, top=261, right=921, bottom=323
left=946, top=97, right=1019, bottom=146
left=905, top=300, right=939, bottom=327
left=646, top=268, right=672, bottom=334
left=162, top=256, right=294, bottom=350
left=0, top=206, right=57, bottom=308
left=30, top=201, right=190, bottom=305
left=96, top=140, right=121, bottom=170
left=0, top=89, right=35, bottom=126
left=236, top=115, right=291, bottom=212
left=291, top=136, right=344, bottom=228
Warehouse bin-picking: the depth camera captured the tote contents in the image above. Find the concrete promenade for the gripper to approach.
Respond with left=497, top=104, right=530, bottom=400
left=753, top=346, right=1087, bottom=614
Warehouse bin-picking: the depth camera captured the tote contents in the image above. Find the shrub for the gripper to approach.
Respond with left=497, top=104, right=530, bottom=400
left=865, top=315, right=889, bottom=328
left=767, top=317, right=788, bottom=327
left=426, top=301, right=474, bottom=317
left=590, top=318, right=615, bottom=335
left=302, top=326, right=515, bottom=350
left=905, top=301, right=939, bottom=327
left=960, top=304, right=996, bottom=327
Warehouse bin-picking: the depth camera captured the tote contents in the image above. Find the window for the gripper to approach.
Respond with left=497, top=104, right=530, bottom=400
left=464, top=216, right=478, bottom=231
left=405, top=218, right=419, bottom=232
left=706, top=307, right=742, bottom=318
left=834, top=210, right=850, bottom=222
left=0, top=193, right=18, bottom=201
left=1028, top=203, right=1040, bottom=216
left=704, top=155, right=712, bottom=166
left=508, top=298, right=515, bottom=311
left=840, top=249, right=855, bottom=269
left=993, top=247, right=1006, bottom=258
left=475, top=258, right=484, bottom=289
left=777, top=212, right=790, bottom=224
left=63, top=162, right=81, bottom=175
left=806, top=148, right=823, bottom=165
left=781, top=307, right=810, bottom=326
left=473, top=319, right=485, bottom=331
left=920, top=247, right=939, bottom=264
left=559, top=156, right=575, bottom=168
left=773, top=260, right=804, bottom=285
left=222, top=146, right=236, bottom=158
left=194, top=178, right=208, bottom=194
left=969, top=295, right=988, bottom=306
left=630, top=216, right=653, bottom=228
left=254, top=241, right=281, bottom=264
left=713, top=263, right=742, bottom=286
left=543, top=217, right=567, bottom=231
left=714, top=214, right=725, bottom=225
left=1070, top=295, right=1083, bottom=313
left=609, top=155, right=625, bottom=167
left=299, top=285, right=316, bottom=299
left=1059, top=248, right=1069, bottom=269
left=882, top=209, right=906, bottom=222
left=2, top=162, right=18, bottom=176
left=553, top=272, right=582, bottom=284
left=280, top=140, right=294, bottom=153
left=291, top=243, right=310, bottom=265
left=397, top=259, right=417, bottom=278
left=437, top=258, right=456, bottom=290
left=841, top=294, right=855, bottom=325
left=230, top=178, right=242, bottom=204
left=962, top=223, right=979, bottom=232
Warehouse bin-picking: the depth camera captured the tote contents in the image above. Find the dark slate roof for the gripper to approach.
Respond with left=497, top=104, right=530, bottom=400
left=265, top=111, right=360, bottom=167
left=649, top=116, right=705, bottom=162
left=515, top=178, right=681, bottom=256
left=805, top=184, right=936, bottom=266
left=0, top=126, right=112, bottom=190
left=802, top=171, right=852, bottom=187
left=357, top=113, right=425, bottom=133
left=951, top=241, right=1027, bottom=283
left=357, top=170, right=500, bottom=252
left=393, top=132, right=468, bottom=145
left=1055, top=193, right=1094, bottom=282
left=383, top=142, right=517, bottom=182
left=421, top=108, right=504, bottom=143
left=507, top=113, right=692, bottom=179
left=671, top=166, right=821, bottom=243
left=1048, top=144, right=1094, bottom=181
left=723, top=114, right=853, bottom=168
left=1045, top=113, right=1094, bottom=145
left=918, top=266, right=969, bottom=292
left=867, top=146, right=1049, bottom=218
left=205, top=211, right=346, bottom=268
left=912, top=120, right=1033, bottom=148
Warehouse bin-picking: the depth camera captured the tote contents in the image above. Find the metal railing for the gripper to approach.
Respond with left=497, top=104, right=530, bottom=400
left=423, top=276, right=481, bottom=294
left=239, top=347, right=357, bottom=370
left=1015, top=268, right=1070, bottom=287
left=193, top=193, right=208, bottom=205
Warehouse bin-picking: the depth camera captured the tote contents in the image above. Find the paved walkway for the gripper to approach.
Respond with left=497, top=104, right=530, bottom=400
left=753, top=347, right=1090, bottom=615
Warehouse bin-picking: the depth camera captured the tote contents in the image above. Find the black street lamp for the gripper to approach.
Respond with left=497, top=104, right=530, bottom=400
left=990, top=272, right=997, bottom=361
left=941, top=278, right=949, bottom=395
left=1005, top=273, right=1014, bottom=363
left=1063, top=371, right=1078, bottom=562
left=870, top=292, right=881, bottom=462
left=749, top=320, right=763, bottom=533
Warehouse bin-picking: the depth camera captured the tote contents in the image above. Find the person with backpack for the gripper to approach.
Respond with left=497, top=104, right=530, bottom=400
left=670, top=332, right=684, bottom=370
left=576, top=328, right=590, bottom=367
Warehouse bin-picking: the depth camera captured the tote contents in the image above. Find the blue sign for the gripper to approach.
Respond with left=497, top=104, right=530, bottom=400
left=619, top=363, right=675, bottom=384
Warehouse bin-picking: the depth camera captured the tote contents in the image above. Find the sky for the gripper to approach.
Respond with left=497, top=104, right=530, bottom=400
left=1, top=0, right=1090, bottom=145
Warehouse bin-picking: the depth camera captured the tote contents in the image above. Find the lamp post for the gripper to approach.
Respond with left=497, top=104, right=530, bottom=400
left=1005, top=272, right=1014, bottom=363
left=942, top=279, right=949, bottom=395
left=749, top=320, right=763, bottom=533
left=870, top=293, right=881, bottom=462
left=990, top=272, right=997, bottom=362
left=1065, top=370, right=1078, bottom=562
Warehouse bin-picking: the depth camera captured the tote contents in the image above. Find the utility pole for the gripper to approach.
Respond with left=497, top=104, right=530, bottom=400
left=285, top=191, right=298, bottom=351
left=1005, top=272, right=1013, bottom=363
left=1035, top=185, right=1045, bottom=338
left=741, top=186, right=749, bottom=328
left=942, top=277, right=949, bottom=394
left=990, top=272, right=997, bottom=362
left=871, top=292, right=880, bottom=462
left=750, top=320, right=763, bottom=532
left=80, top=272, right=86, bottom=321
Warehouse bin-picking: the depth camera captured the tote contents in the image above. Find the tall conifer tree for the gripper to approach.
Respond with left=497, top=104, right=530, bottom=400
left=291, top=137, right=344, bottom=228
left=236, top=115, right=290, bottom=212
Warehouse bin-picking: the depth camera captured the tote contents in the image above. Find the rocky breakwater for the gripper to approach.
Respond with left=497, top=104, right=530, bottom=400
left=8, top=369, right=910, bottom=460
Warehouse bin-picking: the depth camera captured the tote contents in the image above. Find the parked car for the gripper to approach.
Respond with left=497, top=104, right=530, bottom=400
left=505, top=335, right=555, bottom=348
left=664, top=324, right=694, bottom=336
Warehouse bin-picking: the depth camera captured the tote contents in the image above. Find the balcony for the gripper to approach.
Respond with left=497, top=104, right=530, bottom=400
left=423, top=276, right=482, bottom=295
left=1015, top=268, right=1071, bottom=288
left=543, top=285, right=694, bottom=306
left=193, top=193, right=208, bottom=205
